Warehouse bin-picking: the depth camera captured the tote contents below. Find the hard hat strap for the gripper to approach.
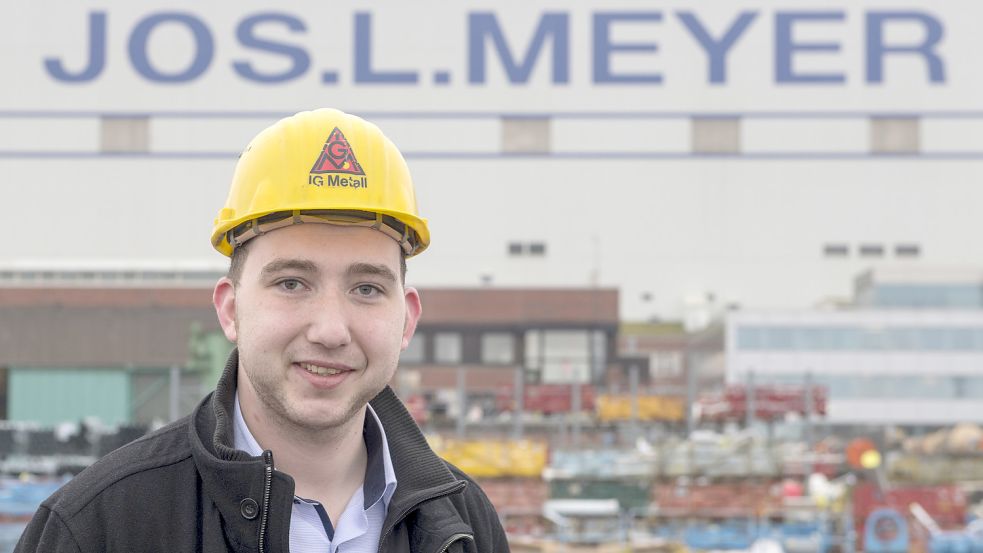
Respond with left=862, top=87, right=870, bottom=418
left=227, top=210, right=416, bottom=255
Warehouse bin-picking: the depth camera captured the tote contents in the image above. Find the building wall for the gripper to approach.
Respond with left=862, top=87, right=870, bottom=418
left=1, top=2, right=980, bottom=321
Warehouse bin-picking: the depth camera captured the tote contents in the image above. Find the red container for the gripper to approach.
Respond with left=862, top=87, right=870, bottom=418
left=853, top=483, right=966, bottom=527
left=699, top=384, right=827, bottom=422
left=496, top=384, right=596, bottom=414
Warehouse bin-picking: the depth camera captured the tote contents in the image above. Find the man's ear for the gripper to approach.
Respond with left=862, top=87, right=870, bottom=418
left=401, top=287, right=422, bottom=350
left=213, top=277, right=238, bottom=343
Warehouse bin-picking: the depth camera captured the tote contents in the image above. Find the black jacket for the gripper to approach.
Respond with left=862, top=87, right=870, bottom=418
left=16, top=353, right=510, bottom=552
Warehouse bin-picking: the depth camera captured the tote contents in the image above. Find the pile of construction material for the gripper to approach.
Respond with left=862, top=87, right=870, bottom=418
left=544, top=449, right=657, bottom=512
left=428, top=437, right=551, bottom=536
left=901, top=423, right=983, bottom=456
left=0, top=421, right=150, bottom=476
left=888, top=424, right=983, bottom=483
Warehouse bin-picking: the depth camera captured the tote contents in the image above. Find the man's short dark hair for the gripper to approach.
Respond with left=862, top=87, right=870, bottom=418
left=227, top=239, right=407, bottom=286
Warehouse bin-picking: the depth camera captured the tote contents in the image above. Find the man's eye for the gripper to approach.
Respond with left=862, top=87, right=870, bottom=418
left=355, top=284, right=380, bottom=297
left=279, top=279, right=303, bottom=291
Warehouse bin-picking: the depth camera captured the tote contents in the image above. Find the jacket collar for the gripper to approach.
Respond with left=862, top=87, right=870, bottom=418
left=189, top=350, right=293, bottom=551
left=369, top=386, right=474, bottom=545
left=190, top=349, right=472, bottom=551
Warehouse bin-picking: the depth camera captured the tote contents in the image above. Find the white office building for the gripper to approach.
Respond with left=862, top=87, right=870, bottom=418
left=726, top=269, right=983, bottom=426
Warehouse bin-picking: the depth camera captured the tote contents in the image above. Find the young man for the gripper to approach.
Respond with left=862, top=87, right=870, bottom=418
left=17, top=109, right=509, bottom=552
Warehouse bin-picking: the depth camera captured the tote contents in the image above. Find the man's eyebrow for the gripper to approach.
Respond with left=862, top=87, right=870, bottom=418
left=260, top=259, right=319, bottom=278
left=347, top=262, right=398, bottom=284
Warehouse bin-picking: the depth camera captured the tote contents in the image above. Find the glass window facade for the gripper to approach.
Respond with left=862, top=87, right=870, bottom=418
left=650, top=352, right=682, bottom=377
left=523, top=329, right=605, bottom=383
left=434, top=332, right=462, bottom=364
left=480, top=332, right=515, bottom=365
left=856, top=283, right=983, bottom=308
left=763, top=373, right=983, bottom=400
left=737, top=325, right=983, bottom=351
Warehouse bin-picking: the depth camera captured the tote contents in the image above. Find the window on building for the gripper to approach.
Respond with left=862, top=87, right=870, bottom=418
left=434, top=332, right=462, bottom=364
left=894, top=243, right=921, bottom=258
left=542, top=330, right=591, bottom=383
left=591, top=330, right=607, bottom=378
left=692, top=117, right=740, bottom=154
left=480, top=333, right=515, bottom=365
left=870, top=117, right=919, bottom=154
left=859, top=244, right=885, bottom=257
left=509, top=242, right=548, bottom=257
left=650, top=352, right=682, bottom=377
left=964, top=377, right=983, bottom=398
left=101, top=116, right=150, bottom=154
left=401, top=332, right=426, bottom=364
left=736, top=324, right=983, bottom=352
left=502, top=117, right=550, bottom=154
left=525, top=330, right=543, bottom=370
left=823, top=243, right=849, bottom=257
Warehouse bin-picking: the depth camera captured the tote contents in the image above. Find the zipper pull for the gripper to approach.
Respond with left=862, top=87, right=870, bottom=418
left=258, top=450, right=274, bottom=553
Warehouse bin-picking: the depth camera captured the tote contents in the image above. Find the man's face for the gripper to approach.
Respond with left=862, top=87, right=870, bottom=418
left=213, top=223, right=421, bottom=434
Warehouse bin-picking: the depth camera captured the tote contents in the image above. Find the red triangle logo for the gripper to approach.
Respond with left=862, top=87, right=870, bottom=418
left=310, top=127, right=365, bottom=175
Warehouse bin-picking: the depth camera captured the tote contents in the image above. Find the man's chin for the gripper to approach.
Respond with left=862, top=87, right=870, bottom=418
left=287, top=406, right=360, bottom=432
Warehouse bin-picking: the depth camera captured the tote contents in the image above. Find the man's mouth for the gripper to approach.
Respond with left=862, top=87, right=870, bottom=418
left=300, top=363, right=346, bottom=376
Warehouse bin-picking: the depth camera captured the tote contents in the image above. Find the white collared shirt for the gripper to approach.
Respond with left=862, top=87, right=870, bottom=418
left=234, top=395, right=397, bottom=553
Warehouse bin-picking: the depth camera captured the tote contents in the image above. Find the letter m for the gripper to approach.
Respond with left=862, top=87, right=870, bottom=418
left=469, top=13, right=569, bottom=84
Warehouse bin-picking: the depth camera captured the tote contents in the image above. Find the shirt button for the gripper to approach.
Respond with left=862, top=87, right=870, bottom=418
left=240, top=498, right=259, bottom=520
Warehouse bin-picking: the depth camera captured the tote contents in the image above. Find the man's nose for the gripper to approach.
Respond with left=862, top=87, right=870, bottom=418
left=304, top=291, right=353, bottom=348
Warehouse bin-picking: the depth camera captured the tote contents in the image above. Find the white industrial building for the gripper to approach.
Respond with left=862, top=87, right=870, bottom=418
left=726, top=268, right=983, bottom=426
left=1, top=1, right=981, bottom=323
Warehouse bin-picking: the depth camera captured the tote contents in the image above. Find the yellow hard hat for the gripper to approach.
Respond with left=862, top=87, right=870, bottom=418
left=211, top=108, right=429, bottom=257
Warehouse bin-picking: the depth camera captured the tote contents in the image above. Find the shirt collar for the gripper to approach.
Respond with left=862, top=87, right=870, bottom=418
left=233, top=393, right=397, bottom=510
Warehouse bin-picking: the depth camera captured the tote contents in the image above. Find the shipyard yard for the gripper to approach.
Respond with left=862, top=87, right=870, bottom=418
left=2, top=0, right=983, bottom=550
left=0, top=380, right=982, bottom=552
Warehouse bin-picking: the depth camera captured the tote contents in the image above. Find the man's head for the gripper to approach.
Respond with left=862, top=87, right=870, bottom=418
left=209, top=109, right=428, bottom=435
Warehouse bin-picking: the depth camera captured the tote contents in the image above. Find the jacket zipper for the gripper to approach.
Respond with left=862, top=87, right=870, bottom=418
left=436, top=533, right=474, bottom=553
left=258, top=450, right=274, bottom=553
left=376, top=480, right=467, bottom=553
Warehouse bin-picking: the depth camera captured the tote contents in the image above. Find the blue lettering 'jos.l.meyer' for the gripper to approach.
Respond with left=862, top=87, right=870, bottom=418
left=355, top=12, right=418, bottom=84
left=468, top=12, right=569, bottom=84
left=41, top=8, right=948, bottom=86
left=592, top=12, right=663, bottom=84
left=233, top=13, right=310, bottom=83
left=129, top=12, right=214, bottom=83
left=867, top=11, right=945, bottom=83
left=44, top=11, right=107, bottom=83
left=677, top=11, right=757, bottom=84
left=775, top=11, right=846, bottom=84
